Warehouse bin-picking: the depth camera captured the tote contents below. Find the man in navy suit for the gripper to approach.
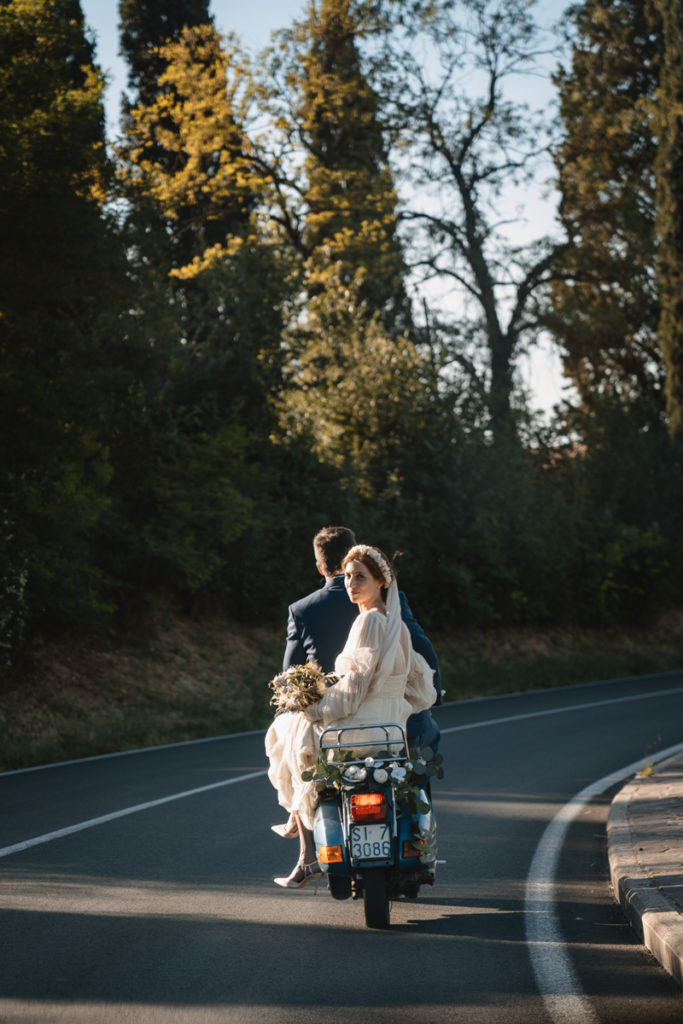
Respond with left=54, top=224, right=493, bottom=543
left=283, top=525, right=441, bottom=752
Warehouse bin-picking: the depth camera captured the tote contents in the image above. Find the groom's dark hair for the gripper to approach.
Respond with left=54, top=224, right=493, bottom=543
left=314, top=525, right=356, bottom=576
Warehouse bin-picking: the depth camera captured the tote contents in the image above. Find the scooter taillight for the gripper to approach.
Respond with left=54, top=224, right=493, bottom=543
left=350, top=792, right=388, bottom=823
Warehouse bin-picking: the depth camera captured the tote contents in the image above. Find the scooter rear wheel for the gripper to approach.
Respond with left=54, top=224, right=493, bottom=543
left=328, top=874, right=352, bottom=901
left=361, top=868, right=390, bottom=929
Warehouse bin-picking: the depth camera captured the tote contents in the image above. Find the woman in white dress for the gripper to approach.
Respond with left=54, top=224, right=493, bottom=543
left=265, top=544, right=436, bottom=889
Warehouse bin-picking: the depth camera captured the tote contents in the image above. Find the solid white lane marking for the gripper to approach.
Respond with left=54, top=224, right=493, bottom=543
left=0, top=770, right=267, bottom=860
left=5, top=675, right=681, bottom=778
left=524, top=740, right=683, bottom=1024
left=5, top=683, right=683, bottom=860
left=439, top=685, right=683, bottom=735
left=0, top=728, right=267, bottom=777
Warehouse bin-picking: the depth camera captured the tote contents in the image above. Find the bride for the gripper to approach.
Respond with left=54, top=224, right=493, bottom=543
left=265, top=544, right=436, bottom=889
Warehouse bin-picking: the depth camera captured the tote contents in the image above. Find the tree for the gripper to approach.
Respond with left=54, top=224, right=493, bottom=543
left=118, top=22, right=289, bottom=420
left=120, top=21, right=262, bottom=278
left=259, top=0, right=413, bottom=336
left=0, top=0, right=125, bottom=641
left=547, top=0, right=683, bottom=626
left=119, top=0, right=212, bottom=107
left=278, top=279, right=452, bottom=500
left=370, top=0, right=561, bottom=441
left=117, top=22, right=293, bottom=606
left=654, top=0, right=683, bottom=438
left=549, top=0, right=663, bottom=422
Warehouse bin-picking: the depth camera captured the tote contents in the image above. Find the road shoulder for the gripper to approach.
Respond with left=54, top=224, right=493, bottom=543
left=607, top=753, right=683, bottom=988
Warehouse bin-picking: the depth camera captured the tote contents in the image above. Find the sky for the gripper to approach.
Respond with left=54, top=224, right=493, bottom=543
left=80, top=0, right=567, bottom=413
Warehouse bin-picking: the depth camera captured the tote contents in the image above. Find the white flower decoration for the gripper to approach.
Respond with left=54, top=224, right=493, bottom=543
left=364, top=756, right=375, bottom=768
left=373, top=768, right=389, bottom=784
left=345, top=545, right=392, bottom=586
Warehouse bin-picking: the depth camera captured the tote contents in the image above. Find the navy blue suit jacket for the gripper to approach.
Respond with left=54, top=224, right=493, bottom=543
left=283, top=576, right=441, bottom=751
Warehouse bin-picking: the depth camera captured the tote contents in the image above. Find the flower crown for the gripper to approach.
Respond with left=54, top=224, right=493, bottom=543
left=346, top=544, right=393, bottom=587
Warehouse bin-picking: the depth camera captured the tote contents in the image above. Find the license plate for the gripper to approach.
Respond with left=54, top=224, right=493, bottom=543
left=350, top=823, right=392, bottom=861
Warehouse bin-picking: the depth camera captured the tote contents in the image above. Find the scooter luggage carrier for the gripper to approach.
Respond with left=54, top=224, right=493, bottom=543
left=319, top=723, right=410, bottom=767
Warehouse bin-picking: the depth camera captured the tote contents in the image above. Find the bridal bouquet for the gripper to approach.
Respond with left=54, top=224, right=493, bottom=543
left=268, top=661, right=339, bottom=714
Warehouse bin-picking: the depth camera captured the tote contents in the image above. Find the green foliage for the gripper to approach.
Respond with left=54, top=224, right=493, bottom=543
left=0, top=524, right=28, bottom=675
left=214, top=434, right=356, bottom=621
left=303, top=743, right=443, bottom=852
left=119, top=0, right=213, bottom=106
left=556, top=402, right=683, bottom=624
left=265, top=0, right=412, bottom=335
left=550, top=0, right=663, bottom=419
left=0, top=0, right=123, bottom=643
left=654, top=0, right=683, bottom=437
left=586, top=522, right=671, bottom=625
left=113, top=20, right=293, bottom=612
left=119, top=24, right=263, bottom=273
left=278, top=281, right=451, bottom=500
left=137, top=426, right=255, bottom=593
left=2, top=0, right=683, bottom=672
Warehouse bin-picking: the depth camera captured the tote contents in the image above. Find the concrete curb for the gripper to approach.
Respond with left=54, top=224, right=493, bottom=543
left=607, top=757, right=683, bottom=988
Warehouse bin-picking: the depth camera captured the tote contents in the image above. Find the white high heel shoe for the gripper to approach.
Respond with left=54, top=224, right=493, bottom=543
left=273, top=859, right=323, bottom=891
left=271, top=821, right=298, bottom=838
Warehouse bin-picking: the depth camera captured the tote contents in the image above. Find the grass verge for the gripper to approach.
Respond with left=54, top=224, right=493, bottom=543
left=2, top=610, right=682, bottom=773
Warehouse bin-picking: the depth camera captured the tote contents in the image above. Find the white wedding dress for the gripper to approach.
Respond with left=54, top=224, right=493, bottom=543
left=265, top=580, right=436, bottom=829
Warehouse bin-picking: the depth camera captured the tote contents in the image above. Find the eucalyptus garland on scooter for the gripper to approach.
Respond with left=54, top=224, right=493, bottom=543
left=302, top=743, right=444, bottom=856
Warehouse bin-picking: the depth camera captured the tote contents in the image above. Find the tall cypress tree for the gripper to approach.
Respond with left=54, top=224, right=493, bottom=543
left=654, top=0, right=683, bottom=437
left=118, top=0, right=218, bottom=272
left=118, top=23, right=283, bottom=412
left=550, top=0, right=663, bottom=419
left=120, top=24, right=260, bottom=288
left=0, top=0, right=125, bottom=639
left=119, top=0, right=212, bottom=106
left=117, top=22, right=292, bottom=605
left=277, top=0, right=412, bottom=335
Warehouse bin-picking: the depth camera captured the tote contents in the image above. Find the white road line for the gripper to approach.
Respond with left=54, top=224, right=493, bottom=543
left=5, top=683, right=683, bottom=861
left=524, top=741, right=683, bottom=1024
left=0, top=728, right=267, bottom=777
left=439, top=684, right=683, bottom=735
left=0, top=770, right=267, bottom=860
left=5, top=675, right=681, bottom=778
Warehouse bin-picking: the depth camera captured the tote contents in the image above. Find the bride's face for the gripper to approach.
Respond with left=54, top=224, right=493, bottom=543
left=344, top=559, right=384, bottom=611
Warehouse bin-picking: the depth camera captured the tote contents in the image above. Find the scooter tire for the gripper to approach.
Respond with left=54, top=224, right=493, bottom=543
left=328, top=874, right=352, bottom=901
left=361, top=868, right=390, bottom=929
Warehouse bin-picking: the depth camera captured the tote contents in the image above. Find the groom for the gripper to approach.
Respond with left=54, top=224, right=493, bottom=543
left=283, top=525, right=441, bottom=752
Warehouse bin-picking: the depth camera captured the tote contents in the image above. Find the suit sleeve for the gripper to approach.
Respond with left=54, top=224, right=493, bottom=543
left=399, top=591, right=442, bottom=704
left=405, top=642, right=437, bottom=714
left=282, top=606, right=307, bottom=669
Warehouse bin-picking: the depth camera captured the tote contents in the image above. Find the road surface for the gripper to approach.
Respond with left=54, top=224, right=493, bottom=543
left=2, top=672, right=683, bottom=1023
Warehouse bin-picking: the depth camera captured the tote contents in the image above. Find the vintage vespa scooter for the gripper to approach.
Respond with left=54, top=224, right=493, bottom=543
left=305, top=722, right=440, bottom=929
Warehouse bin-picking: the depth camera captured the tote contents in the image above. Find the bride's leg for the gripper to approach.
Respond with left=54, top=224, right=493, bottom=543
left=273, top=812, right=321, bottom=889
left=294, top=811, right=317, bottom=865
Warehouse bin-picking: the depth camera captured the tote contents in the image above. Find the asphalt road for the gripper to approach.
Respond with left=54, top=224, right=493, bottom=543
left=3, top=673, right=683, bottom=1023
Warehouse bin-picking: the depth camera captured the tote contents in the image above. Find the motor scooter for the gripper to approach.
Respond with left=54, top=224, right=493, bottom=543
left=306, top=723, right=439, bottom=929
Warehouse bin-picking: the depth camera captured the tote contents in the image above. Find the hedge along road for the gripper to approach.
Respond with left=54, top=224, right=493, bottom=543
left=2, top=674, right=683, bottom=1024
